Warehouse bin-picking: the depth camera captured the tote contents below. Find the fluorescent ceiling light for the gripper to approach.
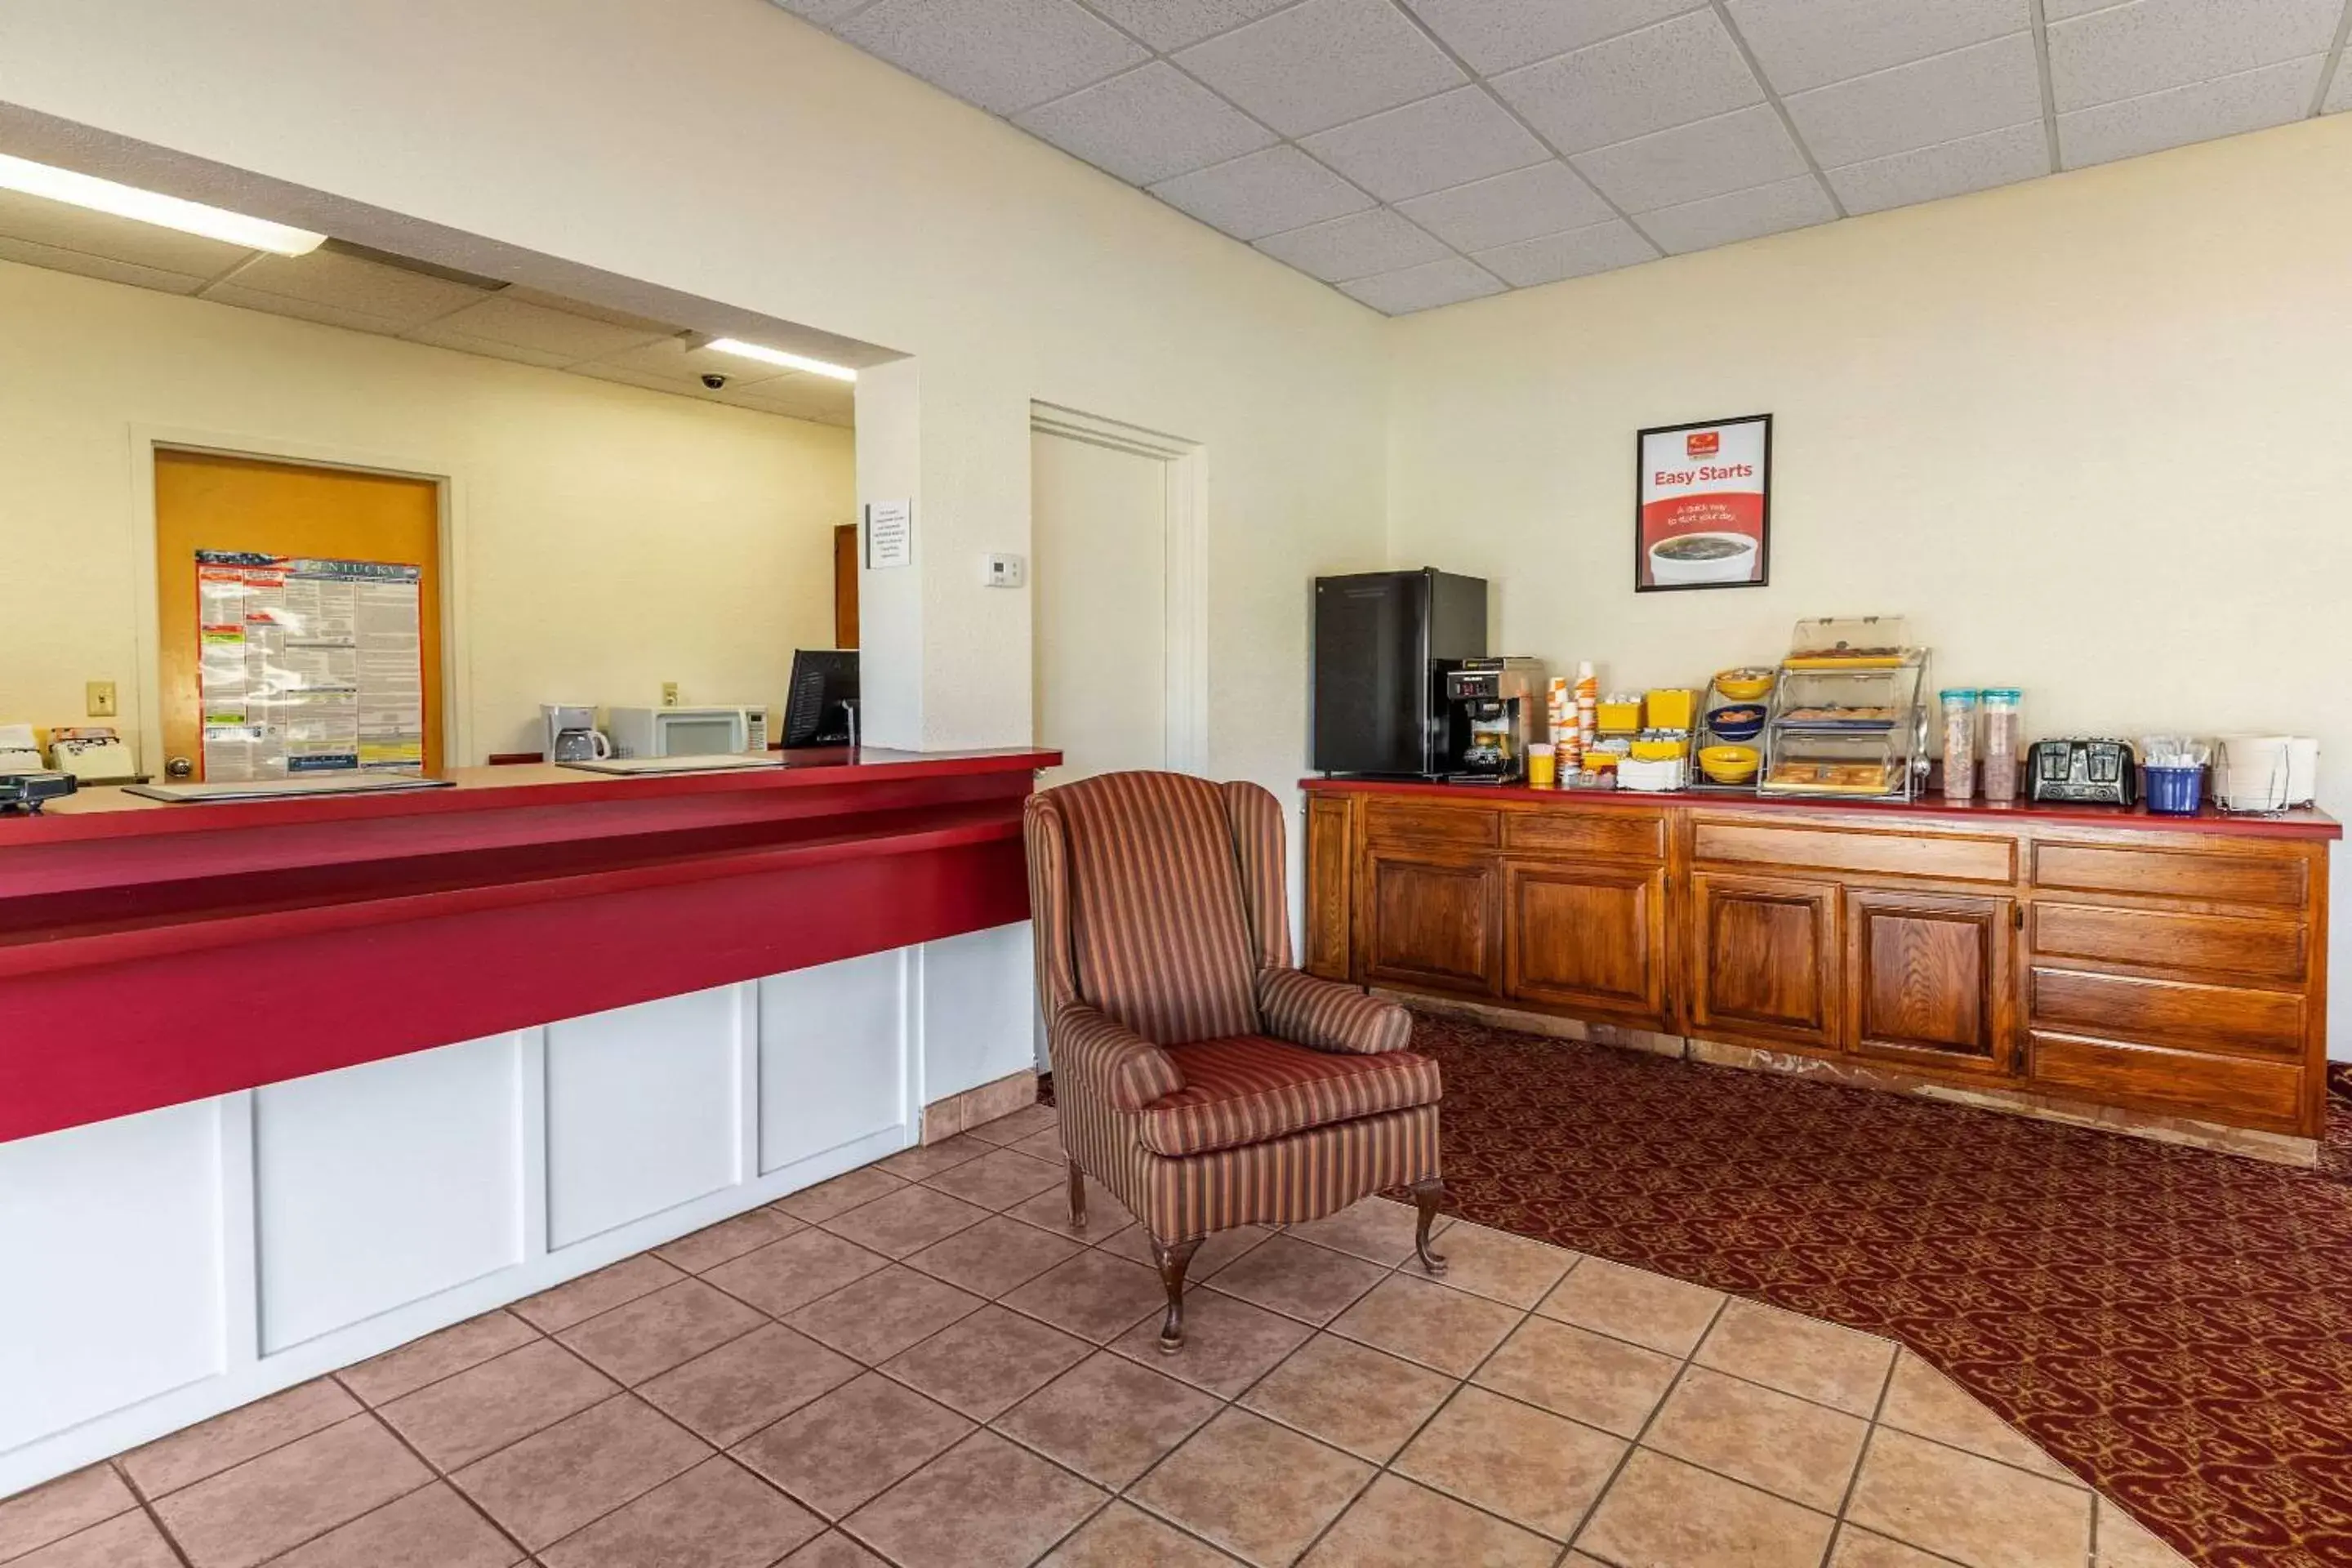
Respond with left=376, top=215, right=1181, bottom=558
left=706, top=337, right=858, bottom=381
left=0, top=153, right=326, bottom=256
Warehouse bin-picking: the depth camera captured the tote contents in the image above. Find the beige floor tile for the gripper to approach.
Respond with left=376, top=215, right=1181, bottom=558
left=1000, top=1250, right=1169, bottom=1343
left=783, top=1264, right=985, bottom=1365
left=772, top=1167, right=907, bottom=1225
left=1111, top=1290, right=1313, bottom=1398
left=1845, top=1428, right=2091, bottom=1568
left=2097, top=1496, right=2194, bottom=1567
left=1829, top=1524, right=1966, bottom=1566
left=1302, top=1473, right=1557, bottom=1567
left=539, top=1454, right=820, bottom=1568
left=994, top=1352, right=1223, bottom=1489
left=1285, top=1197, right=1439, bottom=1267
left=338, top=1312, right=540, bottom=1408
left=1008, top=1128, right=1071, bottom=1165
left=843, top=1431, right=1105, bottom=1568
left=1240, top=1334, right=1456, bottom=1462
left=1879, top=1352, right=2079, bottom=1486
left=378, top=1340, right=618, bottom=1470
left=782, top=1532, right=889, bottom=1566
left=1329, top=1274, right=1522, bottom=1377
left=731, top=1372, right=972, bottom=1521
left=881, top=1304, right=1091, bottom=1419
left=1538, top=1257, right=1726, bottom=1357
left=964, top=1103, right=1059, bottom=1148
left=875, top=1135, right=991, bottom=1181
left=1471, top=1316, right=1680, bottom=1437
left=1642, top=1365, right=1869, bottom=1512
left=1392, top=1384, right=1622, bottom=1541
left=452, top=1396, right=707, bottom=1551
left=1575, top=1448, right=1837, bottom=1568
left=1097, top=1223, right=1275, bottom=1283
left=152, top=1415, right=431, bottom=1568
left=0, top=1465, right=136, bottom=1561
left=653, top=1207, right=805, bottom=1274
left=557, top=1279, right=767, bottom=1386
left=920, top=1148, right=1066, bottom=1212
left=120, top=1380, right=360, bottom=1498
left=702, top=1229, right=890, bottom=1319
left=512, top=1256, right=687, bottom=1334
left=639, top=1323, right=862, bottom=1447
left=1007, top=1176, right=1134, bottom=1242
left=1038, top=1500, right=1236, bottom=1566
left=1130, top=1410, right=1372, bottom=1568
left=818, top=1186, right=992, bottom=1259
left=1200, top=1235, right=1389, bottom=1325
left=9, top=1509, right=182, bottom=1568
left=268, top=1481, right=521, bottom=1568
left=1693, top=1299, right=1896, bottom=1418
left=1419, top=1221, right=1575, bottom=1308
left=903, top=1214, right=1083, bottom=1298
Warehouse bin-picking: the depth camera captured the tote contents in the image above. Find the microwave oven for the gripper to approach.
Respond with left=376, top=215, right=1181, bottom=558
left=606, top=705, right=768, bottom=759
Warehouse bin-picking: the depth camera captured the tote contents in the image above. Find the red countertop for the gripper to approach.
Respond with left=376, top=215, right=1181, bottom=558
left=1302, top=775, right=2341, bottom=840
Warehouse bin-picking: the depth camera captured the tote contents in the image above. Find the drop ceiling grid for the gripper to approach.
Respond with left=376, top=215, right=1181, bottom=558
left=783, top=0, right=2352, bottom=313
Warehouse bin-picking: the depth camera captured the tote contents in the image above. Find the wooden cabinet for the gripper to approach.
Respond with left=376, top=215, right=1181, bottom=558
left=1361, top=847, right=1498, bottom=995
left=1688, top=873, right=1842, bottom=1049
left=1504, top=860, right=1667, bottom=1024
left=1303, top=794, right=1354, bottom=981
left=1846, top=889, right=2015, bottom=1076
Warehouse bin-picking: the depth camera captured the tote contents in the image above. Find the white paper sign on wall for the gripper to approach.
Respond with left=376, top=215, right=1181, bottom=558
left=864, top=500, right=912, bottom=570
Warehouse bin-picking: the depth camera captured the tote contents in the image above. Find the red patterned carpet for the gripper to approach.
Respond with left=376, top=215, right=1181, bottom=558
left=1042, top=1045, right=2352, bottom=1565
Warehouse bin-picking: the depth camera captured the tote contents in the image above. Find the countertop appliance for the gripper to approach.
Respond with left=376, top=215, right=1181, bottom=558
left=541, top=703, right=610, bottom=764
left=608, top=704, right=768, bottom=760
left=2027, top=738, right=2138, bottom=806
left=1312, top=568, right=1487, bottom=777
left=47, top=728, right=138, bottom=783
left=1443, top=657, right=1544, bottom=783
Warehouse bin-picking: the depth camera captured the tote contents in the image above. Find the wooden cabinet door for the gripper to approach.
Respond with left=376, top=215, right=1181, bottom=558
left=1505, top=861, right=1666, bottom=1023
left=1362, top=849, right=1498, bottom=995
left=1303, top=795, right=1355, bottom=981
left=1688, top=873, right=1842, bottom=1048
left=1846, top=890, right=2016, bottom=1076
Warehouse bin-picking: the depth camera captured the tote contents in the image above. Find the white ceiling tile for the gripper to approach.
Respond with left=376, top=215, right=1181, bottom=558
left=410, top=295, right=670, bottom=360
left=1637, top=173, right=1835, bottom=252
left=2058, top=53, right=2323, bottom=168
left=0, top=188, right=253, bottom=278
left=1017, top=62, right=1276, bottom=185
left=1784, top=32, right=2042, bottom=169
left=2327, top=53, right=2352, bottom=113
left=1573, top=104, right=1809, bottom=211
left=1723, top=0, right=2029, bottom=96
left=498, top=286, right=674, bottom=334
left=1339, top=256, right=1506, bottom=314
left=2039, top=0, right=2109, bottom=16
left=1401, top=0, right=1705, bottom=75
left=1299, top=87, right=1549, bottom=203
left=401, top=323, right=579, bottom=368
left=202, top=285, right=410, bottom=337
left=566, top=361, right=691, bottom=396
left=1254, top=207, right=1451, bottom=282
left=1174, top=0, right=1466, bottom=137
left=716, top=373, right=858, bottom=424
left=204, top=250, right=490, bottom=330
left=1147, top=145, right=1375, bottom=239
left=1826, top=120, right=2049, bottom=214
left=1081, top=0, right=1294, bottom=51
left=0, top=234, right=211, bottom=294
left=835, top=0, right=1147, bottom=117
left=1471, top=219, right=1658, bottom=285
left=2046, top=0, right=2339, bottom=112
left=591, top=336, right=792, bottom=388
left=1395, top=160, right=1617, bottom=251
left=1490, top=9, right=1764, bottom=154
left=768, top=0, right=866, bottom=22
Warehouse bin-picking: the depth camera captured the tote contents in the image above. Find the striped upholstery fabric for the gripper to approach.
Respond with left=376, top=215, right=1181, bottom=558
left=1220, top=781, right=1292, bottom=971
left=1140, top=1034, right=1441, bottom=1156
left=1137, top=1107, right=1441, bottom=1242
left=1051, top=1003, right=1184, bottom=1111
left=1258, top=968, right=1412, bottom=1055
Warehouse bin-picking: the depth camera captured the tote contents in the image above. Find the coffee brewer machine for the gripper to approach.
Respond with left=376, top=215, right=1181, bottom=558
left=541, top=703, right=611, bottom=764
left=1442, top=657, right=1545, bottom=783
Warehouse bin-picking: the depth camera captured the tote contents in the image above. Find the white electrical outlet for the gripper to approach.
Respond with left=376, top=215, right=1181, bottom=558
left=984, top=553, right=1026, bottom=588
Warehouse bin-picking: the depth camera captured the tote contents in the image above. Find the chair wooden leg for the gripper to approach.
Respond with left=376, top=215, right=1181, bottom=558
left=1410, top=1178, right=1448, bottom=1276
left=1152, top=1237, right=1203, bottom=1352
left=1067, top=1159, right=1088, bottom=1232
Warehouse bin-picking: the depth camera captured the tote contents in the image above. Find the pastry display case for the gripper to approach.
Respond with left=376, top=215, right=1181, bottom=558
left=1760, top=617, right=1932, bottom=800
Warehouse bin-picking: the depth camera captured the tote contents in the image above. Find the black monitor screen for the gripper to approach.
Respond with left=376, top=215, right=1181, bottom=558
left=783, top=649, right=859, bottom=746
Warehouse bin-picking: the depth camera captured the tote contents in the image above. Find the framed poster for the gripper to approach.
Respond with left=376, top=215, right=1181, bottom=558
left=1635, top=413, right=1771, bottom=592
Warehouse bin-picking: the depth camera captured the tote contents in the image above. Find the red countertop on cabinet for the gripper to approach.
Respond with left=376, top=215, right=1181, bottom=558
left=0, top=748, right=1058, bottom=1143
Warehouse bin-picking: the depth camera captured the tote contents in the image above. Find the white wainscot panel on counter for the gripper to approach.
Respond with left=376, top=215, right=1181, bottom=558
left=923, top=921, right=1037, bottom=1102
left=760, top=948, right=909, bottom=1175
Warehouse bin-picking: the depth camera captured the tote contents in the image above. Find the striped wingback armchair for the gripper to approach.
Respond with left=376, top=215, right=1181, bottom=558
left=1025, top=770, right=1446, bottom=1351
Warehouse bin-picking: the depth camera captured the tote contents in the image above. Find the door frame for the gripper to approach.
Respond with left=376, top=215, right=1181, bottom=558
left=127, top=425, right=470, bottom=778
left=1027, top=402, right=1208, bottom=775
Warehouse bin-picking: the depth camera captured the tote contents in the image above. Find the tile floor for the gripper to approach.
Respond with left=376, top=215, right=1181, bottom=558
left=1, top=1101, right=2191, bottom=1568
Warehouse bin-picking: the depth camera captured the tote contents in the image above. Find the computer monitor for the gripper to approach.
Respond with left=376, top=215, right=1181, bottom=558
left=782, top=649, right=859, bottom=747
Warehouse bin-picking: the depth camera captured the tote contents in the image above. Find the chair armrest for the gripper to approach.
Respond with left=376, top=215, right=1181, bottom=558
left=1049, top=1004, right=1186, bottom=1111
left=1258, top=969, right=1412, bottom=1055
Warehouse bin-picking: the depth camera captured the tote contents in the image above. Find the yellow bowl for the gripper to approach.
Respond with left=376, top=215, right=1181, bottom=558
left=1715, top=668, right=1775, bottom=701
left=1699, top=744, right=1762, bottom=783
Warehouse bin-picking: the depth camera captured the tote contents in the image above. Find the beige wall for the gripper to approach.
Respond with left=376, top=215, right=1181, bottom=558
left=1384, top=117, right=2352, bottom=1054
left=0, top=258, right=853, bottom=762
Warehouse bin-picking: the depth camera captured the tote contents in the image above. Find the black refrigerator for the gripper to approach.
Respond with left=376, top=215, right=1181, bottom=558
left=1312, top=569, right=1487, bottom=777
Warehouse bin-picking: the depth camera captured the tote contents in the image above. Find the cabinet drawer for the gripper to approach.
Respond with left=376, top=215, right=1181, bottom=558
left=2031, top=902, right=2308, bottom=985
left=1691, top=820, right=2014, bottom=884
left=2029, top=966, right=2305, bottom=1059
left=2029, top=1031, right=2304, bottom=1129
left=2030, top=841, right=2308, bottom=909
left=1364, top=798, right=1499, bottom=849
left=1503, top=808, right=1664, bottom=861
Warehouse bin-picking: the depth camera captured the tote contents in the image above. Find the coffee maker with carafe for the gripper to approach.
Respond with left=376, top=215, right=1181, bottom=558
left=1441, top=657, right=1545, bottom=783
left=541, top=704, right=611, bottom=764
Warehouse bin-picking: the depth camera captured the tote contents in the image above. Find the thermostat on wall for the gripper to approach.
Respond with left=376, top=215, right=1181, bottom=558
left=983, top=554, right=1025, bottom=588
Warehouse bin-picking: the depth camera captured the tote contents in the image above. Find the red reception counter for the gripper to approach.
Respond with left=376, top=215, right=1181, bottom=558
left=0, top=748, right=1058, bottom=1144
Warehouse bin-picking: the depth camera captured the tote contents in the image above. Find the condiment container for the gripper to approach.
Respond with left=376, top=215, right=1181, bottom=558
left=1645, top=688, right=1697, bottom=731
left=1527, top=743, right=1557, bottom=788
left=1980, top=688, right=2021, bottom=803
left=1940, top=689, right=1978, bottom=804
left=2145, top=764, right=2203, bottom=815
